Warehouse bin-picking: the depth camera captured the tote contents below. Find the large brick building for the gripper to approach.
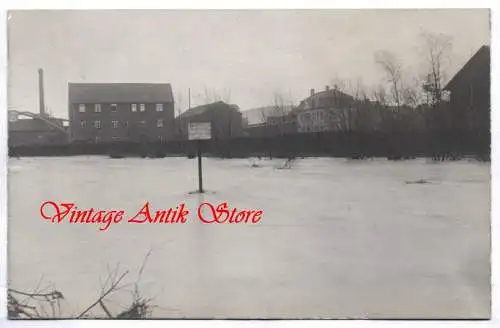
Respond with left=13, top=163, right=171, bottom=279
left=68, top=83, right=175, bottom=143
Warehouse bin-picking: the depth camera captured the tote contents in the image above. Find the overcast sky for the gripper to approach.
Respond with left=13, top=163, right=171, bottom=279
left=8, top=9, right=490, bottom=118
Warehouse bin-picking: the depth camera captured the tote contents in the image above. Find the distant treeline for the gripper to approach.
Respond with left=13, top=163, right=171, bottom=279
left=9, top=130, right=490, bottom=161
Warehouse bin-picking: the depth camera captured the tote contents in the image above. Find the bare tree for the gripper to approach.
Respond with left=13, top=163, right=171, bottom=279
left=331, top=76, right=367, bottom=101
left=259, top=91, right=293, bottom=136
left=369, top=83, right=396, bottom=133
left=336, top=77, right=370, bottom=132
left=375, top=51, right=404, bottom=111
left=354, top=77, right=368, bottom=101
left=401, top=83, right=419, bottom=108
left=256, top=91, right=294, bottom=159
left=420, top=31, right=453, bottom=108
left=272, top=92, right=292, bottom=130
left=400, top=77, right=430, bottom=131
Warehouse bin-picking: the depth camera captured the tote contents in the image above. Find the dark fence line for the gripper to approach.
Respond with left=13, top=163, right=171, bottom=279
left=9, top=130, right=490, bottom=160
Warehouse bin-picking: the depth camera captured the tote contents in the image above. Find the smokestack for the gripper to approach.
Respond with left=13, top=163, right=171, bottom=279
left=38, top=68, right=45, bottom=116
left=310, top=88, right=315, bottom=97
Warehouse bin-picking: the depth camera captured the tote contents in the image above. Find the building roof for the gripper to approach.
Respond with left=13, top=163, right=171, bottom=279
left=68, top=83, right=174, bottom=104
left=178, top=101, right=239, bottom=119
left=296, top=88, right=354, bottom=111
left=242, top=105, right=294, bottom=125
left=307, top=88, right=353, bottom=102
left=444, top=45, right=490, bottom=91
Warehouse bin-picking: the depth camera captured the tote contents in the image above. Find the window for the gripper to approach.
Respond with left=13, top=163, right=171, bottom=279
left=157, top=119, right=164, bottom=128
left=111, top=104, right=118, bottom=112
left=95, top=104, right=101, bottom=113
left=94, top=120, right=101, bottom=129
left=139, top=120, right=146, bottom=127
left=140, top=104, right=146, bottom=112
left=156, top=103, right=163, bottom=112
left=80, top=120, right=86, bottom=128
left=78, top=104, right=86, bottom=113
left=112, top=120, right=119, bottom=128
left=131, top=104, right=137, bottom=112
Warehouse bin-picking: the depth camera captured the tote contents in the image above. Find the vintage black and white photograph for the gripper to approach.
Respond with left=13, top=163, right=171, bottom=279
left=6, top=9, right=491, bottom=319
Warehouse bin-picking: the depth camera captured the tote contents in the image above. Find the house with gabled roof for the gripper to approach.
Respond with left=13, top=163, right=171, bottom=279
left=443, top=45, right=490, bottom=132
left=175, top=101, right=243, bottom=140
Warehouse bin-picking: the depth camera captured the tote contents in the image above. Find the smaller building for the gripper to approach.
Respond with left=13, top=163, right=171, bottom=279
left=175, top=101, right=243, bottom=140
left=294, top=86, right=355, bottom=133
left=243, top=105, right=297, bottom=137
left=8, top=112, right=69, bottom=147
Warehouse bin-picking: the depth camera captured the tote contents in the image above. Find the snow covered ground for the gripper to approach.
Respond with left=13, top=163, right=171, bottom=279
left=7, top=156, right=490, bottom=318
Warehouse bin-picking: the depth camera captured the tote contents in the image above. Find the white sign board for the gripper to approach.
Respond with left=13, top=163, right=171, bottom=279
left=188, top=122, right=212, bottom=140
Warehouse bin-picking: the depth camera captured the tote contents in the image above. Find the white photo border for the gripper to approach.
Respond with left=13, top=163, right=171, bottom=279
left=0, top=1, right=497, bottom=328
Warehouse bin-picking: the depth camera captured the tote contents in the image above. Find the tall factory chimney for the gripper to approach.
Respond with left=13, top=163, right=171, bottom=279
left=38, top=68, right=45, bottom=116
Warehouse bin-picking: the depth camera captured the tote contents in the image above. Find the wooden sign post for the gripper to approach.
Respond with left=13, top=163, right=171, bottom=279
left=188, top=122, right=212, bottom=193
left=197, top=140, right=203, bottom=193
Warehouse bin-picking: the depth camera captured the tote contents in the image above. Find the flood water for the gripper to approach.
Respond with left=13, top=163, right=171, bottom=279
left=7, top=156, right=491, bottom=319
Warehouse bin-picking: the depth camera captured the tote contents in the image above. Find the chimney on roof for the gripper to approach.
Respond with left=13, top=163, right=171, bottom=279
left=310, top=88, right=315, bottom=97
left=325, top=85, right=330, bottom=91
left=38, top=68, right=45, bottom=117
